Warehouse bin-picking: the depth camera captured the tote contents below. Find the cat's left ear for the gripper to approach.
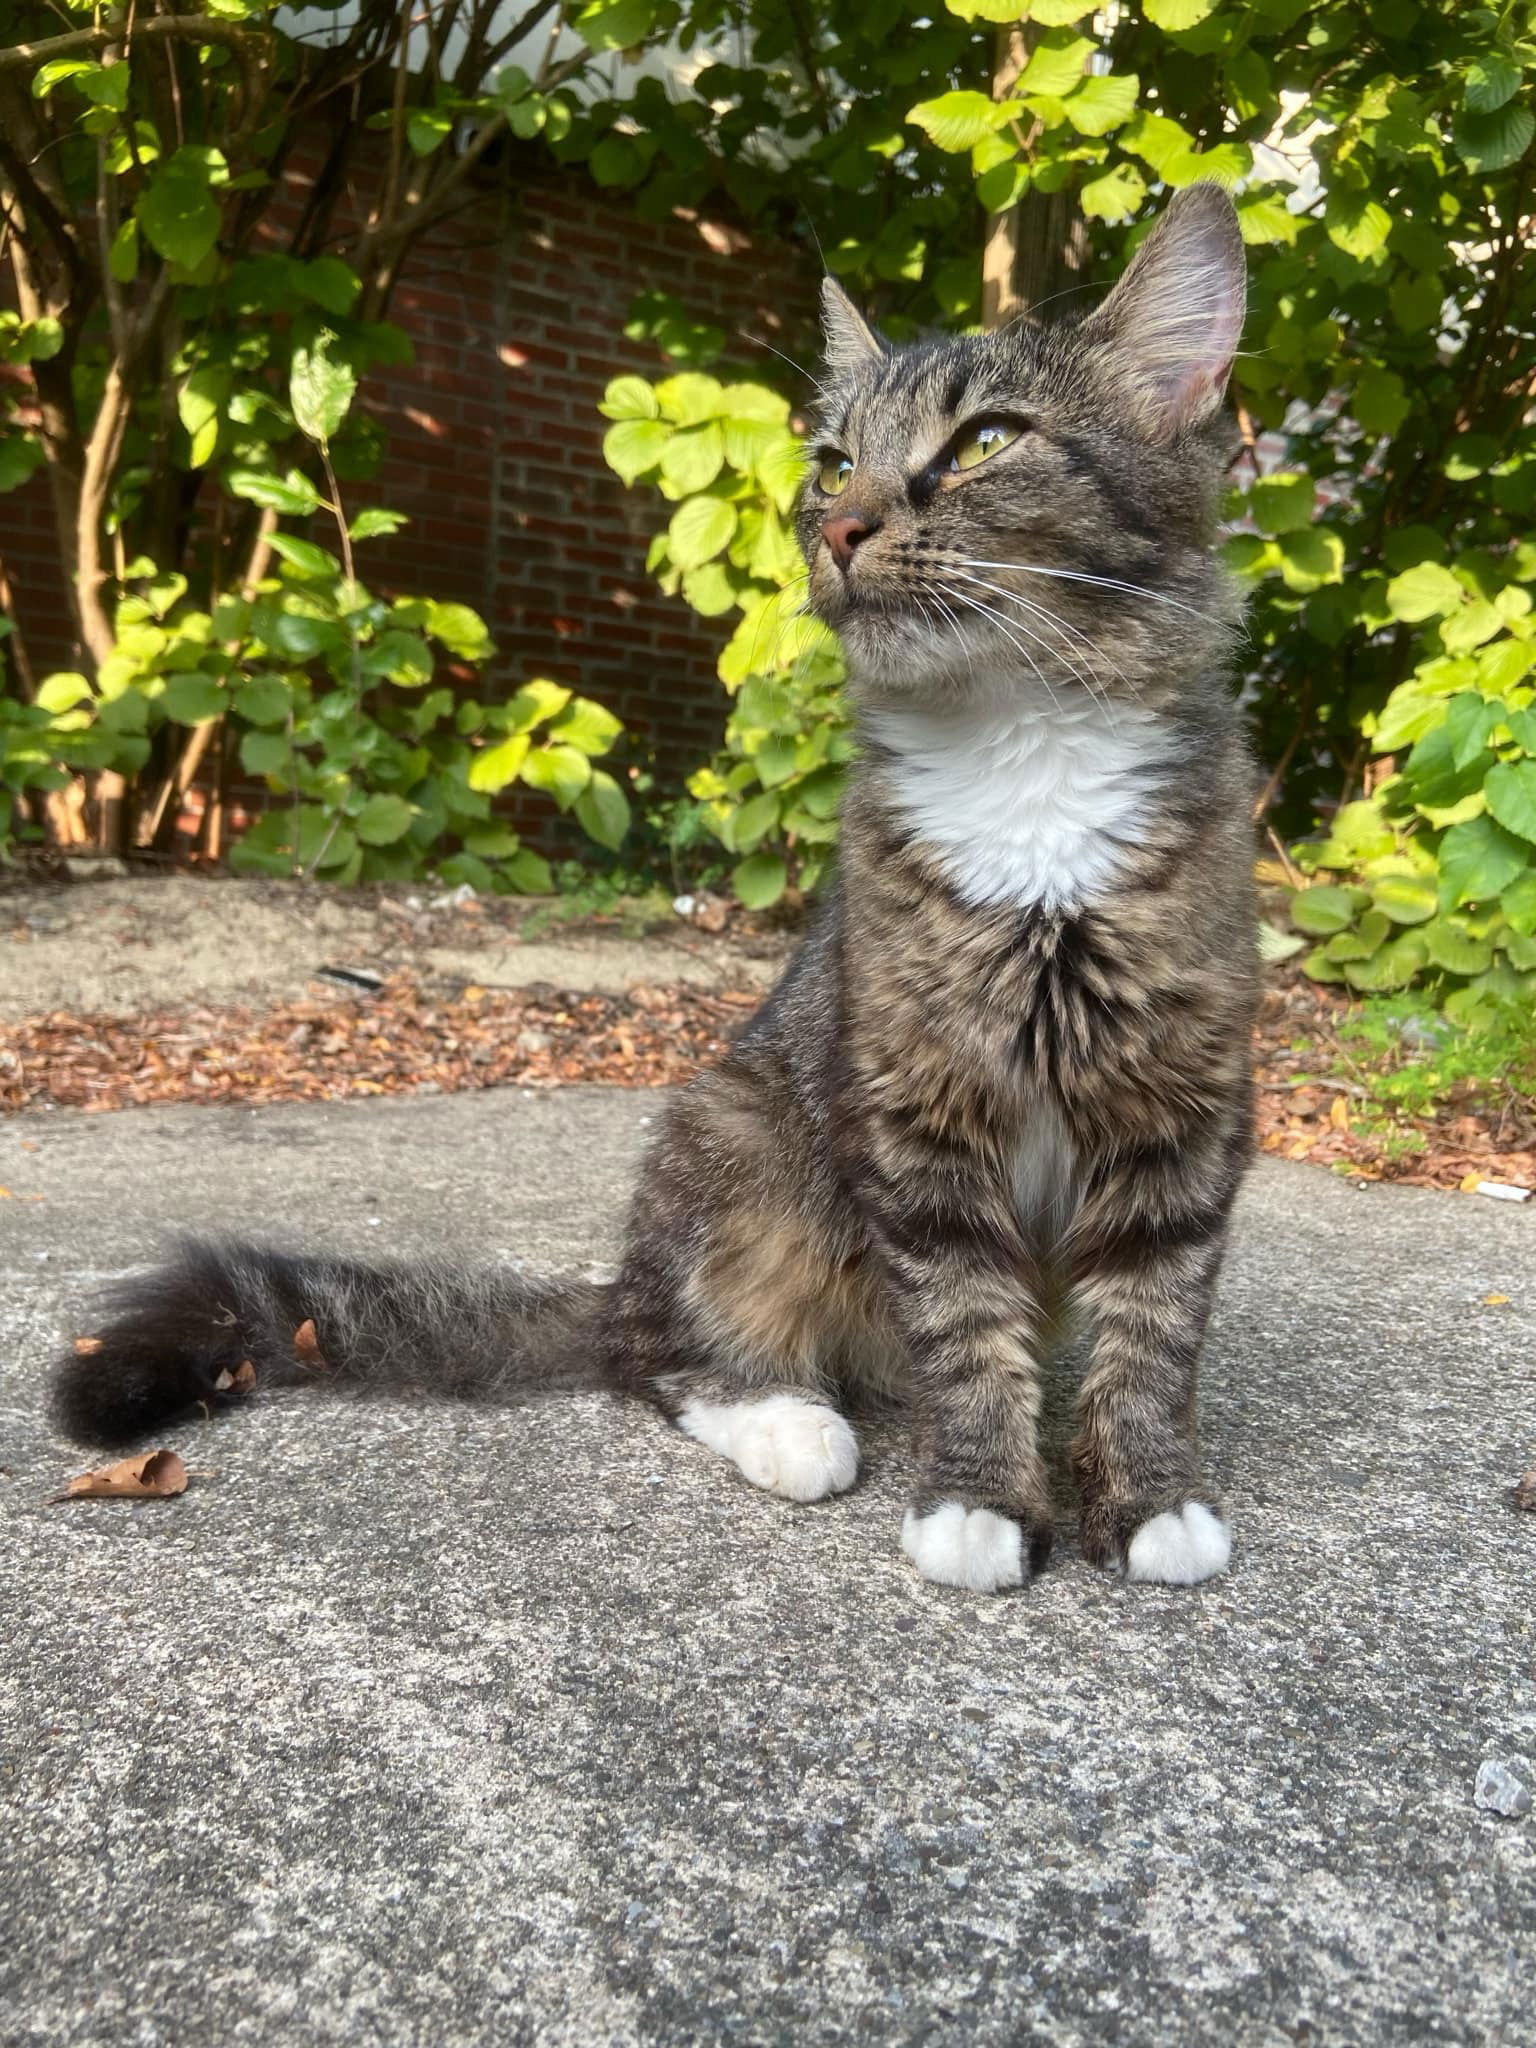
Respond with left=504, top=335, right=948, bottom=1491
left=820, top=277, right=886, bottom=378
left=1085, top=183, right=1246, bottom=439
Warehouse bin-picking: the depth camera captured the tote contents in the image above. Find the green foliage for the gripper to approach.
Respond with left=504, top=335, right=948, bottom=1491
left=1291, top=992, right=1536, bottom=1155
left=600, top=365, right=851, bottom=909
left=595, top=0, right=1536, bottom=970
left=0, top=0, right=625, bottom=875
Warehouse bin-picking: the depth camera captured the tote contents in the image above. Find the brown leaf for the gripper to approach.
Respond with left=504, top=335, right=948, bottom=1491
left=214, top=1358, right=256, bottom=1392
left=73, top=1335, right=103, bottom=1356
left=49, top=1449, right=188, bottom=1504
left=294, top=1319, right=327, bottom=1369
left=1514, top=1469, right=1536, bottom=1514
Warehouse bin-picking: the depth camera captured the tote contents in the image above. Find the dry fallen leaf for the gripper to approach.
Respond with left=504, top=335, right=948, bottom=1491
left=73, top=1334, right=103, bottom=1356
left=1484, top=1294, right=1511, bottom=1307
left=1514, top=1470, right=1536, bottom=1514
left=214, top=1359, right=256, bottom=1392
left=1328, top=1095, right=1351, bottom=1132
left=49, top=1448, right=188, bottom=1504
left=293, top=1319, right=326, bottom=1369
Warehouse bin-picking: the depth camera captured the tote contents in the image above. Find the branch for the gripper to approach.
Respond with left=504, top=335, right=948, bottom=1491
left=0, top=14, right=262, bottom=73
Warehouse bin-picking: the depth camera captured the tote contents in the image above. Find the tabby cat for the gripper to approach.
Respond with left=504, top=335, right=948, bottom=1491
left=53, top=183, right=1258, bottom=1595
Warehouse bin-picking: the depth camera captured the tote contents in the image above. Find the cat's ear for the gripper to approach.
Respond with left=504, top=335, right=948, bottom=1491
left=820, top=277, right=886, bottom=378
left=1085, top=183, right=1245, bottom=438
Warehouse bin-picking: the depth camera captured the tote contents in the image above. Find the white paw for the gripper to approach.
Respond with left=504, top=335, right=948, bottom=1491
left=901, top=1502, right=1025, bottom=1593
left=1125, top=1502, right=1231, bottom=1586
left=676, top=1394, right=859, bottom=1503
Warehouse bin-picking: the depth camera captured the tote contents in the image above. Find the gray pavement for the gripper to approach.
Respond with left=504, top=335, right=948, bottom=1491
left=1, top=1087, right=1533, bottom=2046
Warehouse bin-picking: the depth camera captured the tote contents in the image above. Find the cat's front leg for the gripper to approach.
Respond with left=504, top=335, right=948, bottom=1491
left=1067, top=1128, right=1246, bottom=1585
left=865, top=1162, right=1056, bottom=1593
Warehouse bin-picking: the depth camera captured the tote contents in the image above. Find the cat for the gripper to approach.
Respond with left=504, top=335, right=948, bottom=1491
left=52, top=183, right=1257, bottom=1596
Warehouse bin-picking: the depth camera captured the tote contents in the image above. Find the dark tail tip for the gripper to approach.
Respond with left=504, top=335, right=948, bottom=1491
left=52, top=1245, right=261, bottom=1447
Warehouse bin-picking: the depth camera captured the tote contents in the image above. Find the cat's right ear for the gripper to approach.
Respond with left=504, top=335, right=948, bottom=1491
left=820, top=277, right=886, bottom=378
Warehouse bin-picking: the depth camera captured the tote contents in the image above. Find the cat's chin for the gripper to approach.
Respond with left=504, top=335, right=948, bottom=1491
left=834, top=608, right=980, bottom=694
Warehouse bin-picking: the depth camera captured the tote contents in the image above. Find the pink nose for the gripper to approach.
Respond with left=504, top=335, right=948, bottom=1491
left=821, top=512, right=879, bottom=573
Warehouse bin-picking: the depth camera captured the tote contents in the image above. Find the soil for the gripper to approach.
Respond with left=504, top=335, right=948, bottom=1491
left=0, top=870, right=787, bottom=1022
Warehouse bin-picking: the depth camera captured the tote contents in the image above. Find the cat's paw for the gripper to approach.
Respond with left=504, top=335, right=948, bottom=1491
left=1125, top=1501, right=1231, bottom=1586
left=676, top=1394, right=859, bottom=1503
left=900, top=1501, right=1050, bottom=1593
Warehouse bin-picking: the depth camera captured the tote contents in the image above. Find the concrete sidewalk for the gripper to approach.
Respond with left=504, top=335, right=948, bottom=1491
left=1, top=1088, right=1532, bottom=2046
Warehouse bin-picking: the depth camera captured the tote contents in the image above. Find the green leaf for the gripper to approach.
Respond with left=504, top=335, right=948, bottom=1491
left=1341, top=931, right=1429, bottom=991
left=1463, top=54, right=1521, bottom=115
left=1371, top=874, right=1438, bottom=925
left=727, top=789, right=781, bottom=853
left=1018, top=35, right=1094, bottom=96
left=226, top=468, right=320, bottom=517
left=573, top=0, right=656, bottom=51
left=680, top=562, right=738, bottom=616
left=521, top=742, right=592, bottom=809
left=1079, top=162, right=1146, bottom=222
left=1453, top=104, right=1535, bottom=173
left=907, top=91, right=1016, bottom=153
left=1500, top=872, right=1536, bottom=936
left=654, top=373, right=724, bottom=427
left=574, top=768, right=631, bottom=850
left=502, top=678, right=572, bottom=729
left=108, top=218, right=139, bottom=285
left=1290, top=884, right=1358, bottom=935
left=1353, top=366, right=1409, bottom=439
left=668, top=495, right=737, bottom=571
left=502, top=848, right=556, bottom=894
left=549, top=696, right=623, bottom=756
left=137, top=150, right=221, bottom=270
left=1422, top=917, right=1493, bottom=976
left=1438, top=814, right=1531, bottom=906
left=598, top=375, right=660, bottom=421
left=1325, top=192, right=1391, bottom=262
left=160, top=673, right=226, bottom=724
left=290, top=328, right=357, bottom=447
left=423, top=601, right=492, bottom=662
left=1276, top=528, right=1343, bottom=592
left=1143, top=0, right=1213, bottom=24
left=407, top=110, right=454, bottom=157
left=348, top=508, right=409, bottom=541
left=732, top=851, right=787, bottom=909
left=233, top=675, right=291, bottom=726
left=31, top=58, right=93, bottom=98
left=268, top=533, right=338, bottom=578
left=1485, top=760, right=1536, bottom=844
left=1386, top=562, right=1464, bottom=621
left=360, top=630, right=433, bottom=685
left=1063, top=72, right=1138, bottom=136
left=1250, top=472, right=1315, bottom=534
left=659, top=422, right=724, bottom=493
left=1235, top=195, right=1298, bottom=247
left=467, top=733, right=531, bottom=792
left=604, top=419, right=671, bottom=484
left=35, top=672, right=94, bottom=714
left=240, top=729, right=290, bottom=776
left=354, top=793, right=416, bottom=845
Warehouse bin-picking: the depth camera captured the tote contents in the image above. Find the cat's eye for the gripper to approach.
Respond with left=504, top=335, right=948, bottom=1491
left=950, top=421, right=1022, bottom=473
left=818, top=454, right=854, bottom=496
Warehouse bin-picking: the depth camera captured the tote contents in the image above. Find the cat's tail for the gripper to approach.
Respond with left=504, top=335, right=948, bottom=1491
left=52, top=1237, right=609, bottom=1448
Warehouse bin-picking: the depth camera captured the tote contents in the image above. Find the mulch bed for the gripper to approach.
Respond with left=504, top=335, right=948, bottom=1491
left=2, top=971, right=1532, bottom=1198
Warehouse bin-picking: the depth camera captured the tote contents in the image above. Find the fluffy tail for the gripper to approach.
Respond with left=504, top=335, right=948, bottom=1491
left=53, top=1237, right=608, bottom=1447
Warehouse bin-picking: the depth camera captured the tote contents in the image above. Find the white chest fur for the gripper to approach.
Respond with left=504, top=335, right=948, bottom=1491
left=867, top=688, right=1174, bottom=914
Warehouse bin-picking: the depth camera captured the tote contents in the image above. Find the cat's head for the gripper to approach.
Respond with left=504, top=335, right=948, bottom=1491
left=795, top=183, right=1247, bottom=699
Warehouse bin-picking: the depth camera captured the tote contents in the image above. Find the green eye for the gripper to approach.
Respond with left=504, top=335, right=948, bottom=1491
left=951, top=421, right=1021, bottom=473
left=818, top=454, right=854, bottom=495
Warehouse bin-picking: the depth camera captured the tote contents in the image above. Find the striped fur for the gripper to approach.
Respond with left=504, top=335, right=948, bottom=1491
left=53, top=187, right=1257, bottom=1594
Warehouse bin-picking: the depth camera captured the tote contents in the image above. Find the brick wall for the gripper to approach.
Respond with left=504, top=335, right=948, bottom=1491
left=0, top=158, right=820, bottom=834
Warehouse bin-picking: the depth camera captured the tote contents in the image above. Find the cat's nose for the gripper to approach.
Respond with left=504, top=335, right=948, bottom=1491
left=821, top=512, right=881, bottom=573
